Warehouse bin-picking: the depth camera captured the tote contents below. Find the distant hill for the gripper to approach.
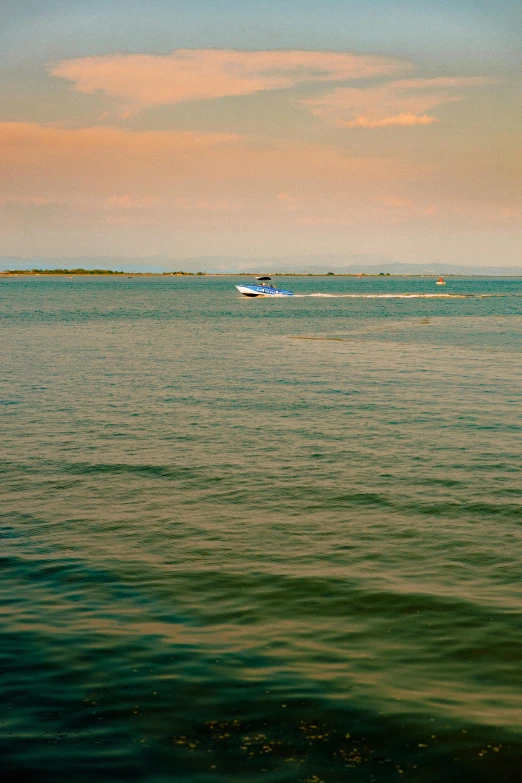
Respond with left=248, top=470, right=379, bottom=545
left=1, top=255, right=521, bottom=276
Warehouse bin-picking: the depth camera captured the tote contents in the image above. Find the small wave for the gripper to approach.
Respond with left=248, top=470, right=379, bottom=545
left=61, top=462, right=195, bottom=480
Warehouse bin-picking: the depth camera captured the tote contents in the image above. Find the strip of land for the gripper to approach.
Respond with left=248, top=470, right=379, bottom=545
left=1, top=269, right=464, bottom=277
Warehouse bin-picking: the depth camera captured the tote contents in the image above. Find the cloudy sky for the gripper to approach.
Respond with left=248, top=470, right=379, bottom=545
left=1, top=0, right=520, bottom=265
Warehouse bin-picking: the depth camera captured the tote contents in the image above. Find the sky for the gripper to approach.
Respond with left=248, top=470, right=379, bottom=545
left=0, top=0, right=520, bottom=267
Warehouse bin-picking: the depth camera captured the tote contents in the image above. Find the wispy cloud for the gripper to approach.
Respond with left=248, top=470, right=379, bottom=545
left=375, top=195, right=438, bottom=217
left=0, top=121, right=426, bottom=223
left=51, top=49, right=409, bottom=114
left=2, top=121, right=514, bottom=242
left=346, top=113, right=438, bottom=127
left=303, top=76, right=496, bottom=128
left=0, top=121, right=422, bottom=186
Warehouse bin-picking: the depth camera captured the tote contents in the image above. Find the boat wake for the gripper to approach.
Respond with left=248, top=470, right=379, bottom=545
left=293, top=293, right=510, bottom=299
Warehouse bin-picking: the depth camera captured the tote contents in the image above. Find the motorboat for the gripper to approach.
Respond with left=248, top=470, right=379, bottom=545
left=436, top=277, right=446, bottom=285
left=235, top=276, right=294, bottom=297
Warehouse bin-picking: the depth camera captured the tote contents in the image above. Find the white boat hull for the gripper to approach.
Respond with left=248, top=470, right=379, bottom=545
left=235, top=284, right=294, bottom=297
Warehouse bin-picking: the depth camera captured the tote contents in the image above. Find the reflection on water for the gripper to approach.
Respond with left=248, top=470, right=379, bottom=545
left=1, top=275, right=522, bottom=781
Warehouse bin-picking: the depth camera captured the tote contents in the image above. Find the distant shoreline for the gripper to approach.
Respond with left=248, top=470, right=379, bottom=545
left=2, top=270, right=521, bottom=278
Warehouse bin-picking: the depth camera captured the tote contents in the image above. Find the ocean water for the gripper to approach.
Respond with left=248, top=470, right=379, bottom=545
left=1, top=274, right=522, bottom=782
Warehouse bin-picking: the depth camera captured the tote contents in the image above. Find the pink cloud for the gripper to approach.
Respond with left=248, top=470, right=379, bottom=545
left=8, top=121, right=515, bottom=234
left=50, top=49, right=409, bottom=113
left=0, top=122, right=243, bottom=174
left=0, top=121, right=423, bottom=191
left=344, top=113, right=438, bottom=127
left=1, top=121, right=434, bottom=233
left=303, top=76, right=496, bottom=128
left=374, top=196, right=441, bottom=219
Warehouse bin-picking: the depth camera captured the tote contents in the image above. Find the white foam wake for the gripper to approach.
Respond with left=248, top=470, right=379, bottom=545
left=292, top=293, right=473, bottom=299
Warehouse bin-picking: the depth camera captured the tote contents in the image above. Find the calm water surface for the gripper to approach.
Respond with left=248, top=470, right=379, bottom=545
left=1, top=275, right=522, bottom=782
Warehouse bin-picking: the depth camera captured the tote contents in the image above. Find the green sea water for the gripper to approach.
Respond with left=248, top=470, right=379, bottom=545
left=1, top=275, right=522, bottom=782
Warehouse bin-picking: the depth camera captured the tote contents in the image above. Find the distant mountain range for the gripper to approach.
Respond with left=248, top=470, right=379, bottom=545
left=1, top=255, right=521, bottom=276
